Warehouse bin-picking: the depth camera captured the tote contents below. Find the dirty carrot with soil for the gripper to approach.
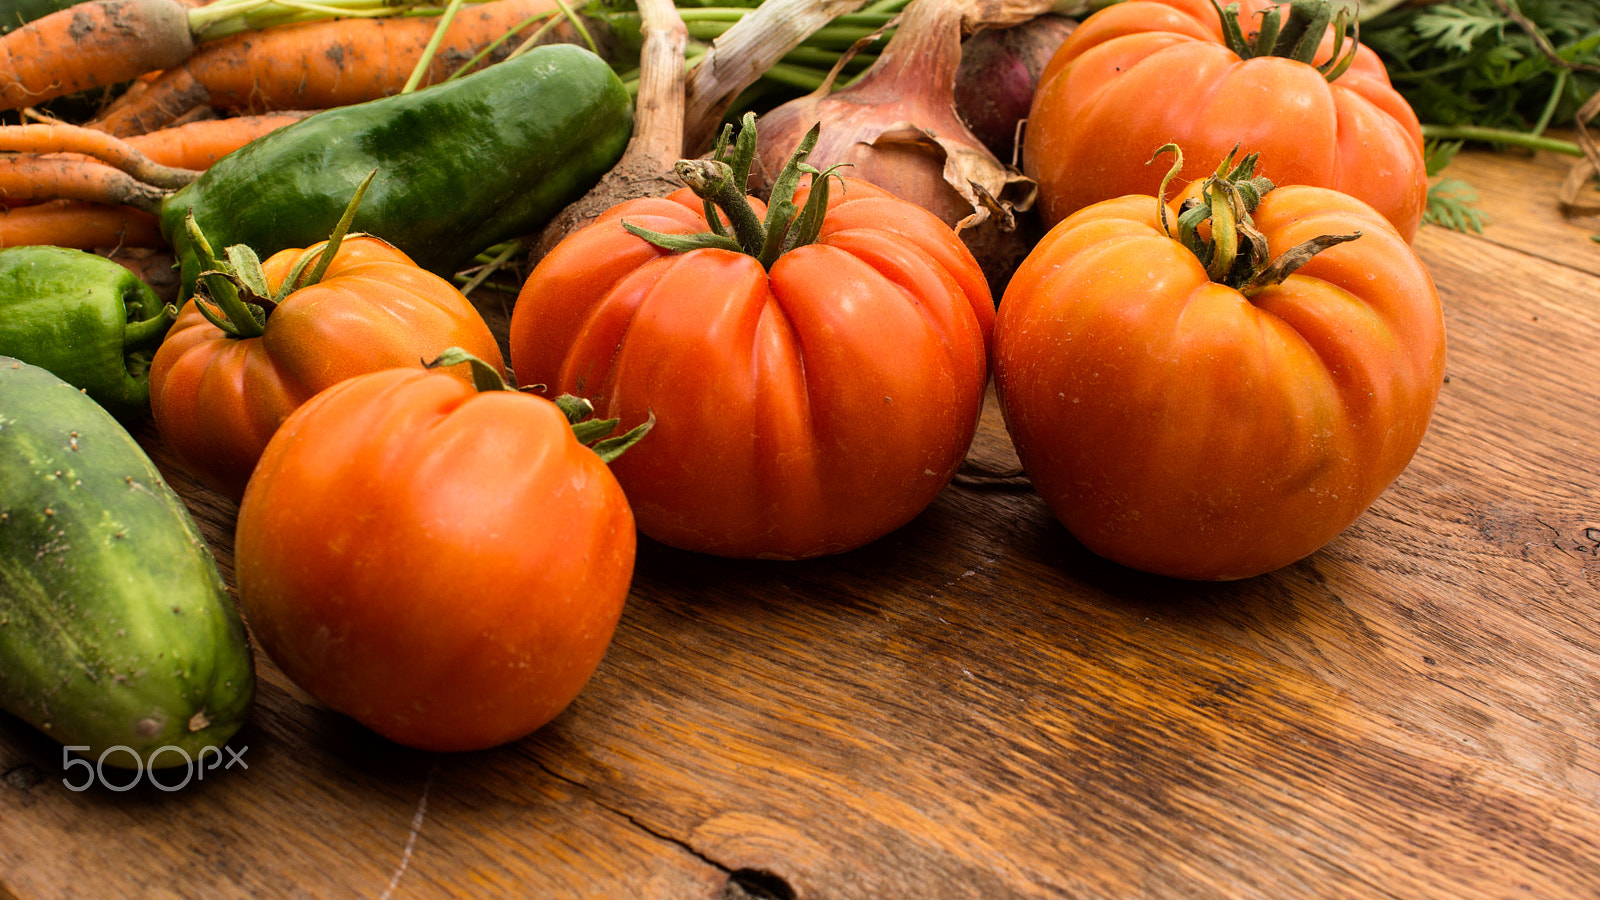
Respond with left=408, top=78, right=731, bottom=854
left=0, top=155, right=167, bottom=211
left=0, top=0, right=507, bottom=114
left=0, top=122, right=198, bottom=187
left=0, top=115, right=301, bottom=249
left=0, top=0, right=193, bottom=111
left=89, top=0, right=569, bottom=135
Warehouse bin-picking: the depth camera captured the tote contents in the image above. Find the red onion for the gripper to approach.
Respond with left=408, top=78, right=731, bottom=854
left=953, top=14, right=1076, bottom=164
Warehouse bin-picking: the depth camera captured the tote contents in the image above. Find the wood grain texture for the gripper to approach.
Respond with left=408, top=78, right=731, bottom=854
left=1433, top=140, right=1600, bottom=277
left=2, top=145, right=1598, bottom=900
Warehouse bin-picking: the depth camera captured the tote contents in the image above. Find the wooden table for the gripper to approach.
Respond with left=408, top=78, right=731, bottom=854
left=3, top=144, right=1598, bottom=900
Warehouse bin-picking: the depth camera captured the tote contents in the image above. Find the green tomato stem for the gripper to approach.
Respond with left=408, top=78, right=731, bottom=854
left=1212, top=0, right=1357, bottom=80
left=428, top=346, right=511, bottom=392
left=184, top=212, right=265, bottom=339
left=1151, top=144, right=1353, bottom=294
left=278, top=167, right=379, bottom=300
left=1205, top=179, right=1241, bottom=282
left=620, top=114, right=831, bottom=269
left=677, top=158, right=768, bottom=255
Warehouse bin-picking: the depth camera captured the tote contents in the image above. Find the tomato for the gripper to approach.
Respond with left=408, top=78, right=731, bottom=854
left=993, top=159, right=1446, bottom=581
left=149, top=235, right=505, bottom=500
left=1022, top=0, right=1427, bottom=242
left=508, top=155, right=993, bottom=560
left=234, top=360, right=637, bottom=752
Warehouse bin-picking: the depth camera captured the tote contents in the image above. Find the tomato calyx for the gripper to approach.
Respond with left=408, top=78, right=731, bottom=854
left=620, top=113, right=845, bottom=270
left=1212, top=0, right=1359, bottom=82
left=1152, top=144, right=1361, bottom=295
left=426, top=347, right=654, bottom=464
left=185, top=169, right=380, bottom=340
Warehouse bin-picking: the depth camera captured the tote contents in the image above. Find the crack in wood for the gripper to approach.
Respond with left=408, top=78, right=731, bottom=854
left=520, top=751, right=796, bottom=899
left=377, top=757, right=438, bottom=900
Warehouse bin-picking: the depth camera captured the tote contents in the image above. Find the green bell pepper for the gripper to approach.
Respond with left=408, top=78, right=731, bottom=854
left=0, top=246, right=174, bottom=420
left=159, top=42, right=634, bottom=302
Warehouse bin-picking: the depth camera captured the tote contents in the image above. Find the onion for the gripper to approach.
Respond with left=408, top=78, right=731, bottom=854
left=953, top=14, right=1076, bottom=164
left=752, top=0, right=1053, bottom=294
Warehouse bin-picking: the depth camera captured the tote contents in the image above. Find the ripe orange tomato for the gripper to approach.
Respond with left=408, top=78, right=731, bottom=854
left=234, top=362, right=636, bottom=752
left=1023, top=0, right=1427, bottom=241
left=509, top=177, right=993, bottom=560
left=150, top=235, right=504, bottom=500
left=994, top=172, right=1446, bottom=580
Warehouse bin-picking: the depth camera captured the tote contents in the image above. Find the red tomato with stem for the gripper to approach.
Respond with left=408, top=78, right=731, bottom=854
left=994, top=148, right=1446, bottom=580
left=234, top=353, right=641, bottom=752
left=150, top=232, right=504, bottom=500
left=509, top=118, right=994, bottom=560
left=1023, top=0, right=1427, bottom=241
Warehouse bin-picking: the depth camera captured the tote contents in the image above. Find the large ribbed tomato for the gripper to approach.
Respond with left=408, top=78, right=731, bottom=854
left=509, top=124, right=993, bottom=560
left=235, top=358, right=638, bottom=752
left=1023, top=0, right=1427, bottom=241
left=994, top=153, right=1446, bottom=581
left=150, top=234, right=504, bottom=500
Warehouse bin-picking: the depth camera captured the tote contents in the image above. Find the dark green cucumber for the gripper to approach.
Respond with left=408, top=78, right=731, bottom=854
left=0, top=357, right=254, bottom=767
left=160, top=42, right=634, bottom=301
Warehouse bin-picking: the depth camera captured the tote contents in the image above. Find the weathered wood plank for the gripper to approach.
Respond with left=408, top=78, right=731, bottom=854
left=1434, top=142, right=1600, bottom=277
left=0, top=671, right=733, bottom=898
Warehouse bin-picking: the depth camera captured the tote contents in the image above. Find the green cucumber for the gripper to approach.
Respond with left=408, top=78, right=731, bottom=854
left=0, top=357, right=254, bottom=768
left=161, top=42, right=634, bottom=301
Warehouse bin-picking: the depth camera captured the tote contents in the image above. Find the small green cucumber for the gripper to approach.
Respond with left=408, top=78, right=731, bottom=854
left=0, top=357, right=254, bottom=768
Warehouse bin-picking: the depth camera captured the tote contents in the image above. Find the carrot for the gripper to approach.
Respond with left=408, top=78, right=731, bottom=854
left=0, top=198, right=161, bottom=248
left=0, top=0, right=193, bottom=111
left=0, top=113, right=312, bottom=246
left=90, top=0, right=569, bottom=136
left=1, top=0, right=533, bottom=116
left=87, top=68, right=210, bottom=136
left=0, top=155, right=167, bottom=211
left=125, top=111, right=315, bottom=168
left=0, top=121, right=197, bottom=186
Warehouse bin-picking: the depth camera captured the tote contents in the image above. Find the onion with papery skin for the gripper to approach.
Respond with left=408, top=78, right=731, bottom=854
left=752, top=0, right=1039, bottom=295
left=953, top=14, right=1076, bottom=164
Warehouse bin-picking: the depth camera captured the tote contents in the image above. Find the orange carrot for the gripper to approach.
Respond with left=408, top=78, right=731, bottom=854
left=0, top=198, right=161, bottom=249
left=0, top=155, right=167, bottom=211
left=0, top=122, right=197, bottom=187
left=89, top=69, right=210, bottom=137
left=124, top=111, right=315, bottom=168
left=0, top=112, right=306, bottom=184
left=91, top=0, right=568, bottom=136
left=0, top=113, right=309, bottom=242
left=0, top=0, right=194, bottom=111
